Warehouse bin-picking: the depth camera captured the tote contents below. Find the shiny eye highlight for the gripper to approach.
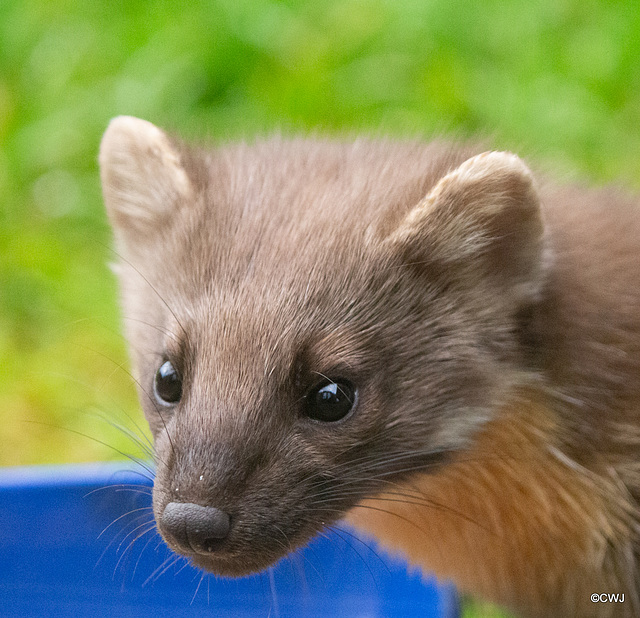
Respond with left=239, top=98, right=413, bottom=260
left=154, top=360, right=182, bottom=405
left=304, top=379, right=356, bottom=422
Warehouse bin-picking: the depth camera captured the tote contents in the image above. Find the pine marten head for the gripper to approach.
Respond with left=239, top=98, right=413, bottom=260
left=100, top=116, right=545, bottom=576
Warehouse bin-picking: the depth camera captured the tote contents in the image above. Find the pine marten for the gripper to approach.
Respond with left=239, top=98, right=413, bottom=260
left=100, top=116, right=640, bottom=617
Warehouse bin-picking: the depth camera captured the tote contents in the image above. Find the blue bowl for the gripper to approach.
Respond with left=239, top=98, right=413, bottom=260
left=0, top=463, right=459, bottom=617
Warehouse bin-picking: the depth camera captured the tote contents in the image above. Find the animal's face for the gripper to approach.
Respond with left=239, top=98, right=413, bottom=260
left=100, top=117, right=544, bottom=575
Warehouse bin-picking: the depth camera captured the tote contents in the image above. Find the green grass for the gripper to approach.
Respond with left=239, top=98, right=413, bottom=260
left=462, top=599, right=512, bottom=618
left=2, top=0, right=640, bottom=465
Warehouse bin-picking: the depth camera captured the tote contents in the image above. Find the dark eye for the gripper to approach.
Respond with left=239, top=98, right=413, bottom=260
left=154, top=361, right=182, bottom=405
left=304, top=379, right=356, bottom=422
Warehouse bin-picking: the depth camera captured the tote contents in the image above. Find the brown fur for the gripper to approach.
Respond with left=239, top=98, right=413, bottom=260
left=100, top=117, right=640, bottom=617
left=348, top=391, right=637, bottom=617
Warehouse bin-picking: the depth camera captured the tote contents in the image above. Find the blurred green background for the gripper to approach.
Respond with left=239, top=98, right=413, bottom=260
left=2, top=0, right=640, bottom=471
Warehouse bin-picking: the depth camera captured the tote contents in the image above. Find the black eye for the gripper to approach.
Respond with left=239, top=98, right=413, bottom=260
left=154, top=361, right=182, bottom=405
left=304, top=379, right=356, bottom=423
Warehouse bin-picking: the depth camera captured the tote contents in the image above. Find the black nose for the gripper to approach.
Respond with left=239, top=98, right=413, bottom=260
left=161, top=502, right=231, bottom=554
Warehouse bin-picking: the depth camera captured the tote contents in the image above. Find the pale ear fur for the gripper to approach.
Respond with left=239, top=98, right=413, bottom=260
left=99, top=116, right=192, bottom=242
left=388, top=151, right=545, bottom=302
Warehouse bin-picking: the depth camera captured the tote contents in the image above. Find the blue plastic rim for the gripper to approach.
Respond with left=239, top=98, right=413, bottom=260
left=0, top=462, right=459, bottom=617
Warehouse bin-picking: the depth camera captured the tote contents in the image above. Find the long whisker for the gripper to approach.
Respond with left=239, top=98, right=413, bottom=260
left=132, top=528, right=162, bottom=580
left=98, top=240, right=183, bottom=456
left=98, top=506, right=155, bottom=540
left=24, top=420, right=155, bottom=479
left=272, top=525, right=323, bottom=582
left=96, top=351, right=175, bottom=460
left=116, top=519, right=158, bottom=555
left=98, top=240, right=189, bottom=343
left=316, top=490, right=490, bottom=534
left=84, top=483, right=152, bottom=499
left=191, top=571, right=206, bottom=606
left=339, top=503, right=431, bottom=537
left=83, top=410, right=155, bottom=461
left=329, top=524, right=391, bottom=574
left=325, top=526, right=381, bottom=587
left=29, top=364, right=156, bottom=464
left=143, top=553, right=183, bottom=587
left=113, top=520, right=157, bottom=577
left=268, top=567, right=281, bottom=618
left=95, top=510, right=154, bottom=571
left=122, top=316, right=182, bottom=343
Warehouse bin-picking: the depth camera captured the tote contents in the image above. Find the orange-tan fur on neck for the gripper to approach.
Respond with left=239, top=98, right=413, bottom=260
left=348, top=389, right=638, bottom=617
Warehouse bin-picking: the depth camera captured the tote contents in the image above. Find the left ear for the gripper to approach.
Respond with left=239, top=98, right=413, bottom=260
left=386, top=151, right=546, bottom=303
left=99, top=116, right=193, bottom=249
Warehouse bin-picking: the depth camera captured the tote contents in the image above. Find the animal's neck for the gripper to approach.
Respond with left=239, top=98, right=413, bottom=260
left=346, top=390, right=636, bottom=617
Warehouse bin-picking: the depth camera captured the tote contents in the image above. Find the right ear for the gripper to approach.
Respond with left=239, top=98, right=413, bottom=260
left=385, top=151, right=546, bottom=305
left=99, top=116, right=193, bottom=249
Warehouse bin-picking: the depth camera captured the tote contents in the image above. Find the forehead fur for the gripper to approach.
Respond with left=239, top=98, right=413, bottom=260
left=158, top=138, right=479, bottom=297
